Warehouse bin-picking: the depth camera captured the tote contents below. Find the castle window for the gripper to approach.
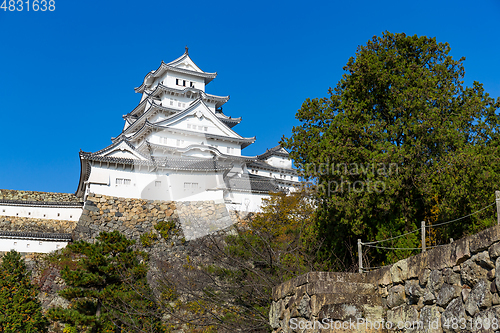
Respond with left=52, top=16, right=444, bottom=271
left=198, top=125, right=203, bottom=130
left=27, top=244, right=30, bottom=248
left=190, top=82, right=195, bottom=88
left=270, top=172, right=272, bottom=177
left=187, top=124, right=191, bottom=129
left=178, top=102, right=182, bottom=107
left=176, top=79, right=180, bottom=85
left=39, top=241, right=42, bottom=245
left=204, top=127, right=208, bottom=131
left=170, top=100, right=173, bottom=106
left=116, top=178, right=131, bottom=186
left=155, top=181, right=161, bottom=187
left=176, top=139, right=184, bottom=146
left=183, top=80, right=186, bottom=86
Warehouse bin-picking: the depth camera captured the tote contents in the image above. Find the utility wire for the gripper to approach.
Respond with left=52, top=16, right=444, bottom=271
left=362, top=201, right=495, bottom=245
left=364, top=243, right=445, bottom=251
left=427, top=202, right=496, bottom=228
left=363, top=228, right=419, bottom=245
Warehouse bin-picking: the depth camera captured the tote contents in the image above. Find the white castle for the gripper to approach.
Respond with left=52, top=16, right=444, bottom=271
left=75, top=48, right=299, bottom=212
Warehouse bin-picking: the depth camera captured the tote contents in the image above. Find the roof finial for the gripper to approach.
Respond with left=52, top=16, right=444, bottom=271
left=185, top=46, right=189, bottom=55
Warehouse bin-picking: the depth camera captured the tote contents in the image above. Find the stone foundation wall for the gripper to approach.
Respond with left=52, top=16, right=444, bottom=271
left=72, top=193, right=178, bottom=242
left=176, top=201, right=234, bottom=240
left=271, top=225, right=500, bottom=332
left=0, top=216, right=76, bottom=233
left=0, top=189, right=82, bottom=203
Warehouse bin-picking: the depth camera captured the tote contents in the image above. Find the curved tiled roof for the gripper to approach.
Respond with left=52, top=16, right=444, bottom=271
left=225, top=174, right=286, bottom=194
left=248, top=160, right=298, bottom=175
left=80, top=152, right=234, bottom=172
left=129, top=121, right=256, bottom=149
left=257, top=145, right=290, bottom=160
left=135, top=54, right=217, bottom=93
left=0, top=231, right=72, bottom=241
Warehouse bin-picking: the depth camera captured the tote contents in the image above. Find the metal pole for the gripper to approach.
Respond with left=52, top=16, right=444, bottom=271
left=358, top=239, right=362, bottom=273
left=421, top=221, right=426, bottom=253
left=496, top=191, right=500, bottom=225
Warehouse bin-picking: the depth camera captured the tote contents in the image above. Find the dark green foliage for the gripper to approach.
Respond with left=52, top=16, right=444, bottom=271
left=0, top=250, right=48, bottom=333
left=282, top=32, right=500, bottom=269
left=47, top=231, right=164, bottom=332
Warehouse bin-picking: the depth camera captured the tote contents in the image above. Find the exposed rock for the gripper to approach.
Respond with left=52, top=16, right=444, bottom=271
left=405, top=279, right=424, bottom=304
left=387, top=285, right=406, bottom=309
left=462, top=258, right=489, bottom=287
left=437, top=283, right=461, bottom=307
left=420, top=305, right=442, bottom=333
left=390, top=259, right=409, bottom=284
left=472, top=251, right=495, bottom=270
left=441, top=298, right=465, bottom=332
left=465, top=279, right=492, bottom=316
left=428, top=269, right=444, bottom=294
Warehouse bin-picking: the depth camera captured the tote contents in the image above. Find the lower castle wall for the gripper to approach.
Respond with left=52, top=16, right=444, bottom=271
left=0, top=189, right=82, bottom=203
left=0, top=216, right=77, bottom=234
left=271, top=225, right=500, bottom=332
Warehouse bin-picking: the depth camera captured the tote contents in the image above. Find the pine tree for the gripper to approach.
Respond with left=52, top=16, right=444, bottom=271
left=0, top=250, right=48, bottom=333
left=48, top=231, right=163, bottom=333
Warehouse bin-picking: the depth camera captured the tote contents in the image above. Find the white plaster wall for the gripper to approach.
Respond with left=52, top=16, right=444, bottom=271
left=0, top=204, right=82, bottom=221
left=165, top=72, right=205, bottom=91
left=224, top=191, right=268, bottom=213
left=0, top=238, right=69, bottom=253
left=87, top=165, right=225, bottom=202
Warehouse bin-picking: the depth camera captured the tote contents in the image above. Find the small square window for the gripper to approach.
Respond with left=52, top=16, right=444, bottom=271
left=27, top=244, right=30, bottom=248
left=187, top=124, right=191, bottom=129
left=13, top=242, right=17, bottom=246
left=170, top=100, right=173, bottom=106
left=183, top=80, right=186, bottom=86
left=39, top=241, right=43, bottom=245
left=190, top=82, right=195, bottom=88
left=204, top=127, right=208, bottom=131
left=155, top=181, right=161, bottom=187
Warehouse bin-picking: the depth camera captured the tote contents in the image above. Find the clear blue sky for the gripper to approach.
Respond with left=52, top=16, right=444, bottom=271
left=1, top=0, right=499, bottom=194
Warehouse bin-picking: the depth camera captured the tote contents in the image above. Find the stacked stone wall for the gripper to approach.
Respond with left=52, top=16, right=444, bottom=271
left=271, top=225, right=500, bottom=332
left=0, top=216, right=76, bottom=233
left=73, top=193, right=178, bottom=242
left=0, top=189, right=82, bottom=203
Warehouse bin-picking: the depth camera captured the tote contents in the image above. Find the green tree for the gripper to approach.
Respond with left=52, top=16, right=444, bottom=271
left=0, top=250, right=48, bottom=333
left=47, top=231, right=163, bottom=333
left=282, top=32, right=500, bottom=268
left=153, top=190, right=328, bottom=332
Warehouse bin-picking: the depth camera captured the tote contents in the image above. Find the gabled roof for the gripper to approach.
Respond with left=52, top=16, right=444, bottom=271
left=126, top=99, right=255, bottom=148
left=150, top=84, right=230, bottom=109
left=257, top=145, right=290, bottom=160
left=215, top=110, right=241, bottom=128
left=90, top=139, right=148, bottom=160
left=135, top=50, right=217, bottom=93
